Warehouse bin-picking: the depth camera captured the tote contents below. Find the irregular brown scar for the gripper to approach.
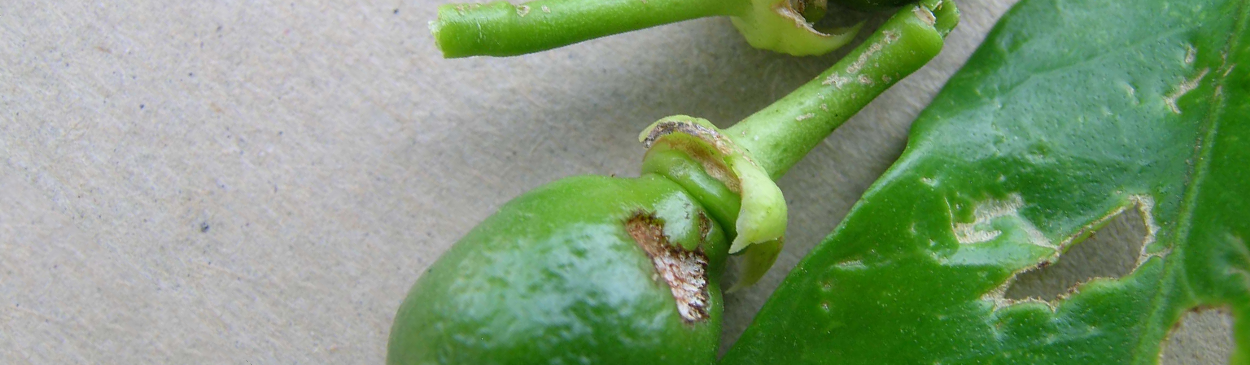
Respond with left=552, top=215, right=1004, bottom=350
left=626, top=212, right=710, bottom=323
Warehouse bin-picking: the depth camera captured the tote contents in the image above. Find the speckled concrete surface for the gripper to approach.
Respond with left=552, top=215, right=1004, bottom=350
left=0, top=0, right=1230, bottom=363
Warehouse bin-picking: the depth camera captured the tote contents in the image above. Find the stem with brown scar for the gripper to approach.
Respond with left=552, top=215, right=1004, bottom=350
left=639, top=0, right=959, bottom=289
left=728, top=0, right=959, bottom=179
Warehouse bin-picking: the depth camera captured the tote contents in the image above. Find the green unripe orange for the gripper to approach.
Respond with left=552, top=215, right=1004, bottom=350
left=387, top=174, right=729, bottom=365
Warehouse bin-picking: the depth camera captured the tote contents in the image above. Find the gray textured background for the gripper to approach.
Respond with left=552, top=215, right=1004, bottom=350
left=0, top=0, right=1230, bottom=363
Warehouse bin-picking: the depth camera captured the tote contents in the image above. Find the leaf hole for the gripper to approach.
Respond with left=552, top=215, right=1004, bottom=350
left=1159, top=307, right=1234, bottom=364
left=1002, top=206, right=1148, bottom=302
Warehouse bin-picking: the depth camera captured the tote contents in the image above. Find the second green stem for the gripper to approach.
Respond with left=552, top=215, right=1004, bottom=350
left=727, top=0, right=959, bottom=179
left=431, top=0, right=738, bottom=58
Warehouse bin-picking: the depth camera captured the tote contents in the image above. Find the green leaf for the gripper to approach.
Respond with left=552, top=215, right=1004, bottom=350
left=722, top=0, right=1250, bottom=363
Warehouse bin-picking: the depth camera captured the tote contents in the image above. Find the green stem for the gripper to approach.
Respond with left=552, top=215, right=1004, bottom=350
left=431, top=0, right=743, bottom=58
left=726, top=0, right=957, bottom=179
left=636, top=0, right=957, bottom=288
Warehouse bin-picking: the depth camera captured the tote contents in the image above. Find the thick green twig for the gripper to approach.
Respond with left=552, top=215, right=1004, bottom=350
left=430, top=0, right=861, bottom=57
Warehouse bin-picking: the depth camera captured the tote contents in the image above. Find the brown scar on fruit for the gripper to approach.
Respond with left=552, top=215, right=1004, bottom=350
left=627, top=212, right=710, bottom=323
